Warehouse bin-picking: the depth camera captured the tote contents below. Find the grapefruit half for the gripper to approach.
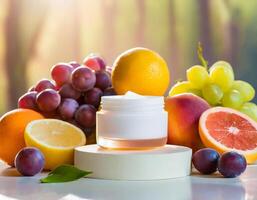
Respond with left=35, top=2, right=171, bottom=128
left=199, top=107, right=257, bottom=164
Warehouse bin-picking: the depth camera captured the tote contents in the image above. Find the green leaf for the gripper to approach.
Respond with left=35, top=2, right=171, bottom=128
left=40, top=164, right=92, bottom=183
left=197, top=42, right=208, bottom=69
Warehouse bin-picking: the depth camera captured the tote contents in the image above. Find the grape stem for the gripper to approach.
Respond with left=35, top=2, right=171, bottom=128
left=174, top=78, right=183, bottom=83
left=197, top=42, right=208, bottom=69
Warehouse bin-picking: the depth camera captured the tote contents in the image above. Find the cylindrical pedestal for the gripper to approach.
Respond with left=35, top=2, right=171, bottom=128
left=74, top=145, right=192, bottom=180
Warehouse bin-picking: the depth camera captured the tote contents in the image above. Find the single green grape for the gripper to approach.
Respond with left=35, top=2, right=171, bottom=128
left=210, top=60, right=233, bottom=73
left=222, top=89, right=243, bottom=109
left=188, top=88, right=203, bottom=97
left=186, top=65, right=210, bottom=89
left=169, top=81, right=201, bottom=97
left=239, top=102, right=257, bottom=122
left=209, top=65, right=234, bottom=92
left=231, top=80, right=255, bottom=102
left=202, top=83, right=223, bottom=105
left=169, top=81, right=192, bottom=96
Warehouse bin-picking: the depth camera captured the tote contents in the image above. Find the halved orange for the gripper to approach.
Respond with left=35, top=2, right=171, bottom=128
left=199, top=107, right=257, bottom=164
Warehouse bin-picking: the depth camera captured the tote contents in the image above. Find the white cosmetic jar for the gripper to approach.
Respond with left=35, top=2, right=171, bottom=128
left=96, top=95, right=168, bottom=149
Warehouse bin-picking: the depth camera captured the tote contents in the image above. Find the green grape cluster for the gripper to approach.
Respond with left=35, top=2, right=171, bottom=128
left=168, top=60, right=257, bottom=122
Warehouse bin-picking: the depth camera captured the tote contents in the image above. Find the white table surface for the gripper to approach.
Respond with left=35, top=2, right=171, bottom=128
left=0, top=163, right=256, bottom=200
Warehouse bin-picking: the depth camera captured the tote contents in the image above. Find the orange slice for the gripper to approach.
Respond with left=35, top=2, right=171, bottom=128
left=199, top=107, right=257, bottom=164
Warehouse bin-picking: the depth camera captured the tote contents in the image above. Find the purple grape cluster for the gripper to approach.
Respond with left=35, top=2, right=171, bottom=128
left=192, top=148, right=247, bottom=178
left=18, top=55, right=116, bottom=137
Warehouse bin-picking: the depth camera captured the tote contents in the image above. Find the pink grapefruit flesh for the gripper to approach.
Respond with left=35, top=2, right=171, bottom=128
left=199, top=107, right=257, bottom=164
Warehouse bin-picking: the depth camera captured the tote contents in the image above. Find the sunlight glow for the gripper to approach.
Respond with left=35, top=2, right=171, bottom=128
left=60, top=194, right=92, bottom=200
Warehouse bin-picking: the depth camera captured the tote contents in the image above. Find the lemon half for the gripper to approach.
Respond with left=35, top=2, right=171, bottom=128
left=24, top=119, right=86, bottom=170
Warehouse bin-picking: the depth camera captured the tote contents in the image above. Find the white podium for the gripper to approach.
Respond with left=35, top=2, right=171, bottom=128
left=74, top=145, right=192, bottom=180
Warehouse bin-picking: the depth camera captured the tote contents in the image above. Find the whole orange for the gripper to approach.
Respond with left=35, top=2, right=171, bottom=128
left=0, top=109, right=44, bottom=166
left=112, top=47, right=170, bottom=96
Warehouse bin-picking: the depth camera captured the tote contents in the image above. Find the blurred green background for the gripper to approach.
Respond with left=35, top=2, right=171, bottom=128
left=0, top=0, right=256, bottom=114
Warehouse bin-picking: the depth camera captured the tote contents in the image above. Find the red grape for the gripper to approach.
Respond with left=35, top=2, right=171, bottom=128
left=103, top=87, right=116, bottom=96
left=42, top=111, right=60, bottom=119
left=71, top=66, right=96, bottom=92
left=69, top=61, right=81, bottom=69
left=66, top=119, right=80, bottom=127
left=58, top=98, right=79, bottom=120
left=51, top=63, right=73, bottom=86
left=218, top=152, right=247, bottom=178
left=18, top=91, right=38, bottom=110
left=28, top=86, right=35, bottom=92
left=58, top=83, right=81, bottom=100
left=75, top=104, right=96, bottom=128
left=35, top=79, right=56, bottom=92
left=84, top=87, right=103, bottom=107
left=77, top=95, right=87, bottom=105
left=82, top=127, right=95, bottom=137
left=66, top=118, right=86, bottom=132
left=15, top=147, right=44, bottom=176
left=83, top=54, right=106, bottom=71
left=95, top=71, right=111, bottom=90
left=192, top=148, right=220, bottom=174
left=106, top=66, right=113, bottom=76
left=36, top=89, right=61, bottom=112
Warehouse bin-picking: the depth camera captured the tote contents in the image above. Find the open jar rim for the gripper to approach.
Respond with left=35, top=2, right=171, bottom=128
left=101, top=95, right=164, bottom=106
left=100, top=95, right=165, bottom=112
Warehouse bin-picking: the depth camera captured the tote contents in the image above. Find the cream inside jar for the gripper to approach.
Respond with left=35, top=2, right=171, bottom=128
left=96, top=92, right=168, bottom=149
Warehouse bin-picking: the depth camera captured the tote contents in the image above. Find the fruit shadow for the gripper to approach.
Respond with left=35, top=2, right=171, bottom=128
left=0, top=167, right=21, bottom=177
left=191, top=170, right=224, bottom=179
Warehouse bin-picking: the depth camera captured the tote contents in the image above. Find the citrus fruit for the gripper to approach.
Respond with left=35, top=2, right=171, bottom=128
left=24, top=119, right=86, bottom=170
left=0, top=109, right=44, bottom=166
left=199, top=107, right=257, bottom=164
left=112, top=47, right=170, bottom=95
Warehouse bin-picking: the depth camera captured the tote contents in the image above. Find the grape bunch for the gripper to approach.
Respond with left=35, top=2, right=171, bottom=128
left=169, top=45, right=257, bottom=122
left=18, top=54, right=116, bottom=143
